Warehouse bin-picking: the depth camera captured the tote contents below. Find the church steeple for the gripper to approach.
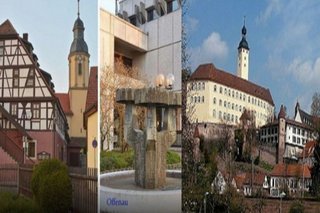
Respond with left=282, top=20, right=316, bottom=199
left=237, top=17, right=249, bottom=80
left=69, top=0, right=89, bottom=55
left=67, top=0, right=90, bottom=139
left=68, top=0, right=90, bottom=89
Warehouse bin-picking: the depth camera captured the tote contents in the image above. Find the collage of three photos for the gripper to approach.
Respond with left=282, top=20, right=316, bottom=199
left=1, top=0, right=320, bottom=213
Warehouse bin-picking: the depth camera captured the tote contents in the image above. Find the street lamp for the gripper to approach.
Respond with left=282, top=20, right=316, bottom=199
left=279, top=191, right=286, bottom=213
left=204, top=192, right=209, bottom=213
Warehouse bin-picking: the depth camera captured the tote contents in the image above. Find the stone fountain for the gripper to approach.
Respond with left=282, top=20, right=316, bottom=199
left=100, top=87, right=181, bottom=213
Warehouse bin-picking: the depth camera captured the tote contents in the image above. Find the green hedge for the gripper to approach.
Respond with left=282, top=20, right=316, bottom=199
left=101, top=149, right=181, bottom=171
left=0, top=192, right=40, bottom=213
left=31, top=159, right=72, bottom=213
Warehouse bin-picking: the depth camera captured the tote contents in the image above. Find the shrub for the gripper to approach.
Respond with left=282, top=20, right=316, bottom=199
left=167, top=150, right=181, bottom=164
left=289, top=200, right=304, bottom=213
left=0, top=192, right=40, bottom=213
left=31, top=159, right=72, bottom=213
left=101, top=149, right=181, bottom=171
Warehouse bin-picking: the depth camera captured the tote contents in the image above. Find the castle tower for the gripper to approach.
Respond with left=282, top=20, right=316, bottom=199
left=68, top=0, right=90, bottom=138
left=277, top=105, right=286, bottom=163
left=237, top=18, right=249, bottom=80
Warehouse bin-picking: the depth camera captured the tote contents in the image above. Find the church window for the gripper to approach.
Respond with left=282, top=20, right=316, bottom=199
left=78, top=62, right=82, bottom=75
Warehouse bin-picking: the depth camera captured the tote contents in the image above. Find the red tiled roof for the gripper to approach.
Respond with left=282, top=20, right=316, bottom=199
left=0, top=20, right=18, bottom=35
left=55, top=93, right=73, bottom=115
left=242, top=172, right=266, bottom=186
left=85, top=67, right=97, bottom=112
left=189, top=63, right=274, bottom=105
left=271, top=164, right=311, bottom=178
left=300, top=140, right=317, bottom=158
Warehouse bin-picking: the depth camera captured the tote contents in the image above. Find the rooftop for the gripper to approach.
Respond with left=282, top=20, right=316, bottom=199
left=189, top=63, right=274, bottom=105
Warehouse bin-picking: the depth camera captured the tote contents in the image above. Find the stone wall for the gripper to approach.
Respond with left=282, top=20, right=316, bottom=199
left=245, top=197, right=320, bottom=213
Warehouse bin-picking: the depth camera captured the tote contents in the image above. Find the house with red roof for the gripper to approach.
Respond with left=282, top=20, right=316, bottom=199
left=269, top=164, right=311, bottom=197
left=0, top=20, right=68, bottom=165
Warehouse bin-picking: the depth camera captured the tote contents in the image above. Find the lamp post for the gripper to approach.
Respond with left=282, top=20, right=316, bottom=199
left=279, top=191, right=286, bottom=213
left=204, top=191, right=209, bottom=213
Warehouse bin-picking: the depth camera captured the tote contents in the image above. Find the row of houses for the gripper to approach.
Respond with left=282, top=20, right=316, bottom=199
left=213, top=161, right=312, bottom=198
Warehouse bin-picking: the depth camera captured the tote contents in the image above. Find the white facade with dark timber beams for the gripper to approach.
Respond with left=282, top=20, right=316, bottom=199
left=0, top=20, right=68, bottom=164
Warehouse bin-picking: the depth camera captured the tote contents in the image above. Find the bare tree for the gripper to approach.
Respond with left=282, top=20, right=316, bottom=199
left=100, top=59, right=144, bottom=151
left=311, top=92, right=320, bottom=116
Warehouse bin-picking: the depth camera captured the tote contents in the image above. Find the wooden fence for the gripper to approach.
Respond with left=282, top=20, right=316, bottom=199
left=0, top=164, right=97, bottom=213
left=0, top=164, right=18, bottom=193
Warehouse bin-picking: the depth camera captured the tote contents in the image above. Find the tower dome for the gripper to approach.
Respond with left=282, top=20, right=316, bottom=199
left=69, top=1, right=88, bottom=55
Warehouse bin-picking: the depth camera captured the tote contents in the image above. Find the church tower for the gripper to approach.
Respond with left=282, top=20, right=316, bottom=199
left=68, top=0, right=90, bottom=138
left=237, top=19, right=249, bottom=80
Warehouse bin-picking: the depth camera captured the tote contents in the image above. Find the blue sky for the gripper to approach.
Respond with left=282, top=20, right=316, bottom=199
left=100, top=0, right=115, bottom=13
left=0, top=0, right=97, bottom=93
left=186, top=0, right=320, bottom=117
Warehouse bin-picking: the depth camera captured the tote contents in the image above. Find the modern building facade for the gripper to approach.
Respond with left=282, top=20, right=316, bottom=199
left=0, top=20, right=68, bottom=164
left=187, top=24, right=274, bottom=127
left=100, top=0, right=182, bottom=150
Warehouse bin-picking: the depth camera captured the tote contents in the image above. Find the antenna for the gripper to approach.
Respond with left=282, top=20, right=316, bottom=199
left=77, top=0, right=80, bottom=17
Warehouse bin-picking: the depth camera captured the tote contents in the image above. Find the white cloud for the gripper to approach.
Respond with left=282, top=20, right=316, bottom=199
left=185, top=16, right=199, bottom=33
left=189, top=32, right=228, bottom=69
left=288, top=57, right=320, bottom=85
left=256, top=0, right=282, bottom=24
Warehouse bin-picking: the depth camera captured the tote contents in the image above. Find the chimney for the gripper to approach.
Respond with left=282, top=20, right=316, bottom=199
left=23, top=33, right=28, bottom=41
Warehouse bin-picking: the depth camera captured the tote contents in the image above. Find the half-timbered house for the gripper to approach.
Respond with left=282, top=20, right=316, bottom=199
left=0, top=20, right=69, bottom=164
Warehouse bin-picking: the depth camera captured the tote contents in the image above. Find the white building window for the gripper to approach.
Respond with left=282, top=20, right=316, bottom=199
left=213, top=98, right=216, bottom=104
left=214, top=85, right=217, bottom=92
left=213, top=110, right=216, bottom=118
